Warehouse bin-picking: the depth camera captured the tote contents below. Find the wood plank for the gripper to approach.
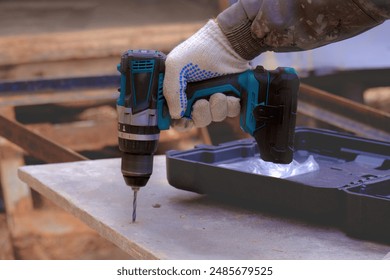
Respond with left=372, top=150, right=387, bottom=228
left=0, top=147, right=33, bottom=217
left=0, top=214, right=14, bottom=259
left=0, top=114, right=87, bottom=163
left=18, top=156, right=390, bottom=259
left=0, top=57, right=119, bottom=81
left=0, top=89, right=117, bottom=108
left=0, top=107, right=33, bottom=219
left=0, top=22, right=204, bottom=66
left=26, top=120, right=203, bottom=153
left=27, top=120, right=117, bottom=152
left=299, top=83, right=390, bottom=141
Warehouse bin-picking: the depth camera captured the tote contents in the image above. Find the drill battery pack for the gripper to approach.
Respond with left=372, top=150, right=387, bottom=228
left=251, top=67, right=298, bottom=164
left=184, top=66, right=300, bottom=164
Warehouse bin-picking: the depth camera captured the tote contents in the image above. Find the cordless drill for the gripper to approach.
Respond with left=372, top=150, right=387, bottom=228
left=117, top=49, right=299, bottom=222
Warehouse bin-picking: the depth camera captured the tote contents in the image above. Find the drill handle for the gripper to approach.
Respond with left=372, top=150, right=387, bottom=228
left=157, top=66, right=298, bottom=137
left=184, top=72, right=244, bottom=117
left=157, top=71, right=249, bottom=130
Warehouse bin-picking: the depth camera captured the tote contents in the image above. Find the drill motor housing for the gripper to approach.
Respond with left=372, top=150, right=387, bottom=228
left=117, top=49, right=299, bottom=188
left=117, top=50, right=166, bottom=187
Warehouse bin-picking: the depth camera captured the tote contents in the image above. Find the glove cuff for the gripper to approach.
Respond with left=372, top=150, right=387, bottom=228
left=217, top=1, right=266, bottom=60
left=217, top=18, right=265, bottom=60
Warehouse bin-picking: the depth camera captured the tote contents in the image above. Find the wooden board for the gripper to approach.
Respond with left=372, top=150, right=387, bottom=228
left=0, top=214, right=14, bottom=259
left=18, top=156, right=390, bottom=260
left=0, top=22, right=204, bottom=67
left=0, top=0, right=218, bottom=80
left=0, top=107, right=33, bottom=221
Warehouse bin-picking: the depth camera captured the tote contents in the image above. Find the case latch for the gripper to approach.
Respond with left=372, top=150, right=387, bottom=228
left=253, top=104, right=284, bottom=126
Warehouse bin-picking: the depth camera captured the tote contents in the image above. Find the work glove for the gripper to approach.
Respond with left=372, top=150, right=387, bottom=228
left=163, top=19, right=251, bottom=130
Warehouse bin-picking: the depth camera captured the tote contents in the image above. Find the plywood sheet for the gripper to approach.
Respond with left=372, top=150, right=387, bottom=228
left=18, top=156, right=390, bottom=259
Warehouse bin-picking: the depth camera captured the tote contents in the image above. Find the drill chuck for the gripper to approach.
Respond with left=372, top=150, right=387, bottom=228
left=118, top=120, right=160, bottom=187
left=121, top=153, right=154, bottom=187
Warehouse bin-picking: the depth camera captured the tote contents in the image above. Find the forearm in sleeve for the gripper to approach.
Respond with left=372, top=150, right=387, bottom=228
left=217, top=0, right=390, bottom=60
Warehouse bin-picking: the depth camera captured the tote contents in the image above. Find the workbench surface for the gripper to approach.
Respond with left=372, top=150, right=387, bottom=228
left=18, top=156, right=390, bottom=260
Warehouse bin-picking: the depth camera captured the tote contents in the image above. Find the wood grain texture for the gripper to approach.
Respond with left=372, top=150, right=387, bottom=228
left=0, top=107, right=33, bottom=218
left=0, top=22, right=204, bottom=66
left=0, top=114, right=87, bottom=163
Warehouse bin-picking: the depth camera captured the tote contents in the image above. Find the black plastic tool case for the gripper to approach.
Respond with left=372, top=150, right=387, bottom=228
left=166, top=128, right=390, bottom=243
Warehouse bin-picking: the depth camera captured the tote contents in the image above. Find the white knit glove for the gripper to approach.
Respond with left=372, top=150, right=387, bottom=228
left=163, top=19, right=251, bottom=129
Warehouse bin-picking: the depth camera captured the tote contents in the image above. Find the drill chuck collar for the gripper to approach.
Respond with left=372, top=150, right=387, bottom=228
left=117, top=49, right=299, bottom=188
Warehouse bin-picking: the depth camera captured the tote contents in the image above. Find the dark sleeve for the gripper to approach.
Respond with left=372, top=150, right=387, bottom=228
left=217, top=0, right=390, bottom=60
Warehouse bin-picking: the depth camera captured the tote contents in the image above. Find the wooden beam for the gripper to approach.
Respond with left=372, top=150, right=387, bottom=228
left=0, top=107, right=33, bottom=226
left=0, top=114, right=87, bottom=163
left=27, top=120, right=117, bottom=152
left=0, top=147, right=33, bottom=217
left=0, top=214, right=14, bottom=259
left=299, top=83, right=390, bottom=141
left=0, top=57, right=119, bottom=81
left=0, top=22, right=204, bottom=66
left=26, top=120, right=204, bottom=153
left=0, top=89, right=117, bottom=108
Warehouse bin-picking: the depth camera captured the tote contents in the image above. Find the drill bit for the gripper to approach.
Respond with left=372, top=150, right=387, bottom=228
left=132, top=187, right=139, bottom=223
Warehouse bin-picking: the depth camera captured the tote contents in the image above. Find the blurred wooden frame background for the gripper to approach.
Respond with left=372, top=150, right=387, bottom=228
left=0, top=0, right=227, bottom=260
left=0, top=0, right=389, bottom=259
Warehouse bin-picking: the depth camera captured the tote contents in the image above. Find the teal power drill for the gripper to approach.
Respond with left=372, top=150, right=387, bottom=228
left=117, top=49, right=299, bottom=222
